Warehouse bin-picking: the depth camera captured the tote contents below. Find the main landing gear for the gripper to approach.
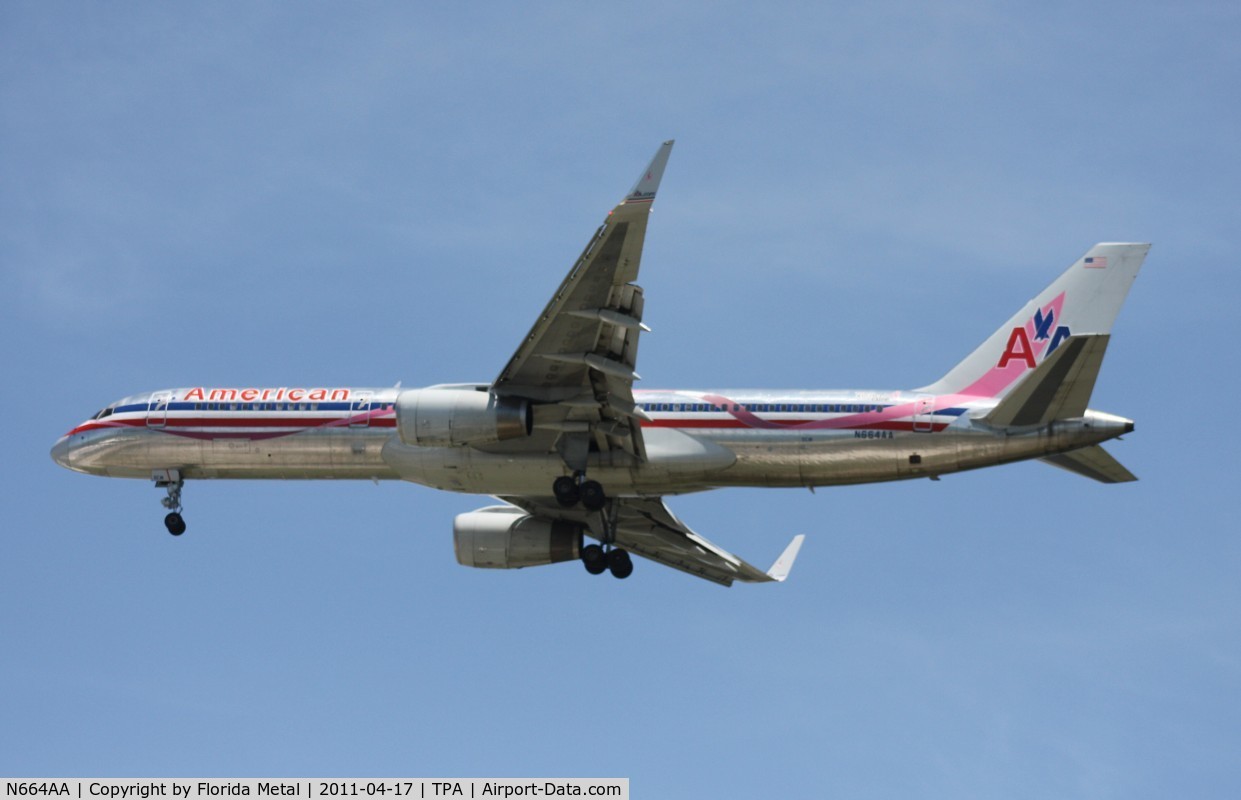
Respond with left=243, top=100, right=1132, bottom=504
left=581, top=544, right=633, bottom=579
left=154, top=469, right=186, bottom=536
left=552, top=473, right=633, bottom=579
left=553, top=474, right=606, bottom=511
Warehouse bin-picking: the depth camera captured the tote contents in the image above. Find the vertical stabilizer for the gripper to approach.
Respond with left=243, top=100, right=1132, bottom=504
left=918, top=243, right=1149, bottom=399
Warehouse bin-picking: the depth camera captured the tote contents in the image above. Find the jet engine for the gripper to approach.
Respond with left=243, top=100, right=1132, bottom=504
left=454, top=506, right=582, bottom=569
left=396, top=387, right=531, bottom=447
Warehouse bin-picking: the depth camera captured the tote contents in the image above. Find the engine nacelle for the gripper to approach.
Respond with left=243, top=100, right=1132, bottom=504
left=454, top=506, right=582, bottom=569
left=396, top=387, right=531, bottom=447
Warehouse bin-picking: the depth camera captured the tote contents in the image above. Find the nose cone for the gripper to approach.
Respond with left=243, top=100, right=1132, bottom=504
left=51, top=436, right=72, bottom=469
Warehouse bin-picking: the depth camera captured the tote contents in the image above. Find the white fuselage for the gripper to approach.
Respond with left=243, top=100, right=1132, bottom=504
left=52, top=385, right=1133, bottom=496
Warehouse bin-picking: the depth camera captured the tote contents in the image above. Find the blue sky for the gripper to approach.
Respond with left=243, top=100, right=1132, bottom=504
left=2, top=2, right=1238, bottom=796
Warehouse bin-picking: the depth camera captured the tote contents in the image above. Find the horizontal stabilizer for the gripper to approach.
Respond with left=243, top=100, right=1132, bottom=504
left=984, top=334, right=1110, bottom=427
left=1041, top=445, right=1137, bottom=483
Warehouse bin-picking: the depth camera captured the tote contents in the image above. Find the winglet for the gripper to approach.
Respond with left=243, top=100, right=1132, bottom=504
left=766, top=534, right=806, bottom=582
left=622, top=140, right=675, bottom=205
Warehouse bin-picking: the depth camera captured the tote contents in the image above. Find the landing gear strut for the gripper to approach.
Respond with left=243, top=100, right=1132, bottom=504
left=154, top=469, right=186, bottom=536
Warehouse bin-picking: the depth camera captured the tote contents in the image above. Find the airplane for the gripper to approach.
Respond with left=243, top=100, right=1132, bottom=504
left=50, top=141, right=1149, bottom=587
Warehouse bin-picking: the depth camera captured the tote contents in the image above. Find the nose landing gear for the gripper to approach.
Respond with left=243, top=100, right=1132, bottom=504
left=154, top=469, right=186, bottom=536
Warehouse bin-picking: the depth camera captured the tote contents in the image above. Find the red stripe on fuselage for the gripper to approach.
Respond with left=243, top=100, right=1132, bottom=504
left=639, top=418, right=947, bottom=432
left=66, top=415, right=396, bottom=437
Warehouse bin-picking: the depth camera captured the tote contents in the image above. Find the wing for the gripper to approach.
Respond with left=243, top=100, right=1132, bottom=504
left=486, top=141, right=674, bottom=469
left=501, top=495, right=806, bottom=587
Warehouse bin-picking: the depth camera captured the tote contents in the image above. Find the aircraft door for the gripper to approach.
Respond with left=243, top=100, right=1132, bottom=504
left=349, top=392, right=372, bottom=428
left=912, top=394, right=934, bottom=433
left=147, top=391, right=171, bottom=429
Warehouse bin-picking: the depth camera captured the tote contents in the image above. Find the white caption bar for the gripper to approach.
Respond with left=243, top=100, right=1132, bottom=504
left=2, top=780, right=628, bottom=800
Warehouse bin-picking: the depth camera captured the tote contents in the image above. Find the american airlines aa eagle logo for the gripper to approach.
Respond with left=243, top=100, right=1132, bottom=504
left=997, top=292, right=1070, bottom=369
